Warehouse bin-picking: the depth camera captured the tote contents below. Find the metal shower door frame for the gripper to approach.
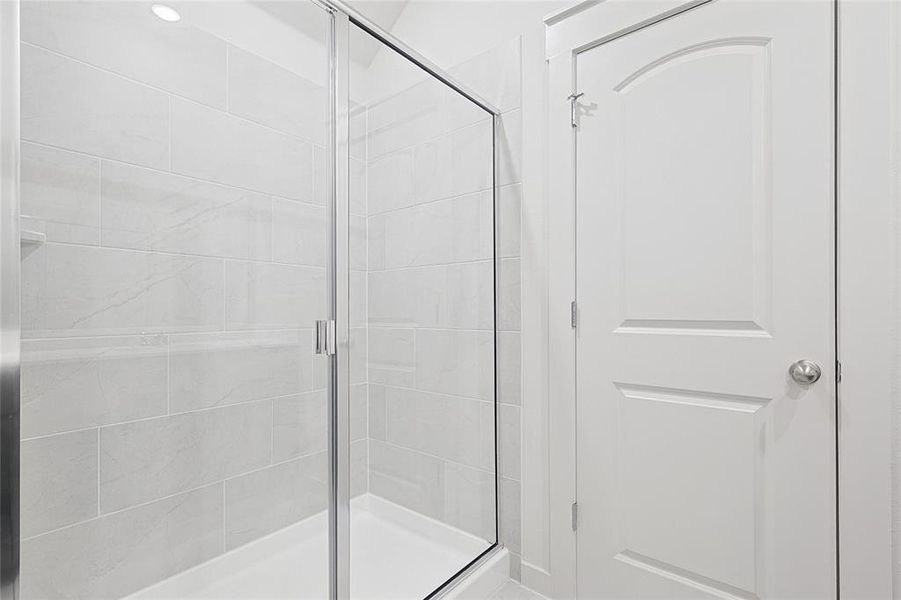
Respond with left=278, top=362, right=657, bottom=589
left=322, top=2, right=503, bottom=599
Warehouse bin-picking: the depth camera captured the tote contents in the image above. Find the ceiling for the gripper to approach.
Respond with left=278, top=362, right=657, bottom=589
left=251, top=0, right=409, bottom=67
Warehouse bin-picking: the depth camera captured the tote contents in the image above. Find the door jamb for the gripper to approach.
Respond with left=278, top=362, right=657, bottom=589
left=528, top=1, right=897, bottom=598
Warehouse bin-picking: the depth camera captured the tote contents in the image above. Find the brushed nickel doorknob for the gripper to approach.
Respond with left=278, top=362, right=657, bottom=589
left=789, top=360, right=821, bottom=385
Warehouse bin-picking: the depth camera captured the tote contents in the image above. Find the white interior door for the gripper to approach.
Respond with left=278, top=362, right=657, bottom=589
left=574, top=1, right=835, bottom=598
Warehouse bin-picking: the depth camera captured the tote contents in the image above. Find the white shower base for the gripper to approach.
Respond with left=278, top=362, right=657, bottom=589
left=128, top=494, right=501, bottom=600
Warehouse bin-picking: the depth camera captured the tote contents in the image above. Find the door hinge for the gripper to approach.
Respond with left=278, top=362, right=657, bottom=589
left=568, top=92, right=584, bottom=128
left=314, top=319, right=336, bottom=356
left=571, top=502, right=579, bottom=531
left=836, top=360, right=842, bottom=384
left=571, top=301, right=578, bottom=329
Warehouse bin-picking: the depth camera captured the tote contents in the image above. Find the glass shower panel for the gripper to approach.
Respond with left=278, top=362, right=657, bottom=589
left=17, top=1, right=331, bottom=598
left=347, top=23, right=498, bottom=599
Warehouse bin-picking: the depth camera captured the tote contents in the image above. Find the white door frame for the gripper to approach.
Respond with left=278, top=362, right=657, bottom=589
left=520, top=1, right=897, bottom=598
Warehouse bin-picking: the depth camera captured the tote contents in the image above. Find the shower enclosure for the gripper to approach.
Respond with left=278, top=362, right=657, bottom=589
left=0, top=0, right=500, bottom=598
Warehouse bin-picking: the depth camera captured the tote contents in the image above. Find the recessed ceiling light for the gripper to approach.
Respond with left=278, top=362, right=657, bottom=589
left=151, top=3, right=181, bottom=22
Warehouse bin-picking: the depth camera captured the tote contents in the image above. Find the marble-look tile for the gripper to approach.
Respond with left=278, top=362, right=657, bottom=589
left=449, top=37, right=522, bottom=120
left=367, top=149, right=413, bottom=215
left=498, top=332, right=522, bottom=407
left=414, top=329, right=494, bottom=400
left=444, top=462, right=495, bottom=542
left=272, top=390, right=327, bottom=462
left=366, top=77, right=441, bottom=134
left=21, top=335, right=167, bottom=438
left=271, top=199, right=326, bottom=266
left=452, top=119, right=494, bottom=197
left=385, top=386, right=493, bottom=470
left=21, top=484, right=223, bottom=600
left=498, top=110, right=522, bottom=186
left=100, top=401, right=272, bottom=512
left=407, top=120, right=493, bottom=209
left=499, top=477, right=522, bottom=554
left=21, top=1, right=226, bottom=108
left=368, top=262, right=493, bottom=330
left=170, top=97, right=313, bottom=202
left=21, top=430, right=98, bottom=538
left=20, top=142, right=100, bottom=245
left=169, top=330, right=312, bottom=413
left=367, top=328, right=414, bottom=387
left=369, top=440, right=444, bottom=521
left=101, top=161, right=272, bottom=260
left=224, top=452, right=327, bottom=549
left=366, top=78, right=445, bottom=159
left=224, top=260, right=326, bottom=330
left=21, top=44, right=169, bottom=169
left=368, top=191, right=492, bottom=271
left=367, top=269, right=417, bottom=328
left=22, top=243, right=223, bottom=338
left=227, top=46, right=326, bottom=144
left=412, top=135, right=454, bottom=206
left=498, top=404, right=521, bottom=480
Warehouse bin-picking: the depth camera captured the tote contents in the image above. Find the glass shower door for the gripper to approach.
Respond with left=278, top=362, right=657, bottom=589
left=17, top=1, right=333, bottom=597
left=343, top=20, right=499, bottom=600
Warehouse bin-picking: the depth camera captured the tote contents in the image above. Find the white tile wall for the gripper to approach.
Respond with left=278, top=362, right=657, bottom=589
left=20, top=142, right=100, bottom=245
left=369, top=440, right=446, bottom=521
left=100, top=161, right=273, bottom=260
left=224, top=261, right=326, bottom=329
left=21, top=0, right=227, bottom=108
left=99, top=400, right=273, bottom=512
left=224, top=453, right=327, bottom=550
left=168, top=330, right=313, bottom=412
left=273, top=391, right=328, bottom=462
left=170, top=97, right=314, bottom=202
left=21, top=336, right=168, bottom=438
left=21, top=484, right=224, bottom=599
left=21, top=44, right=170, bottom=170
left=19, top=5, right=337, bottom=596
left=22, top=243, right=224, bottom=337
left=226, top=45, right=327, bottom=145
left=21, top=430, right=98, bottom=538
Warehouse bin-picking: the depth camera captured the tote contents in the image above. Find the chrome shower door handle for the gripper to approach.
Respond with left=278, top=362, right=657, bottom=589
left=789, top=359, right=821, bottom=385
left=314, top=319, right=336, bottom=356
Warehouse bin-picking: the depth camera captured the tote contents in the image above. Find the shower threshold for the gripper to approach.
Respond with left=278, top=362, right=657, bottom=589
left=126, top=494, right=496, bottom=600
